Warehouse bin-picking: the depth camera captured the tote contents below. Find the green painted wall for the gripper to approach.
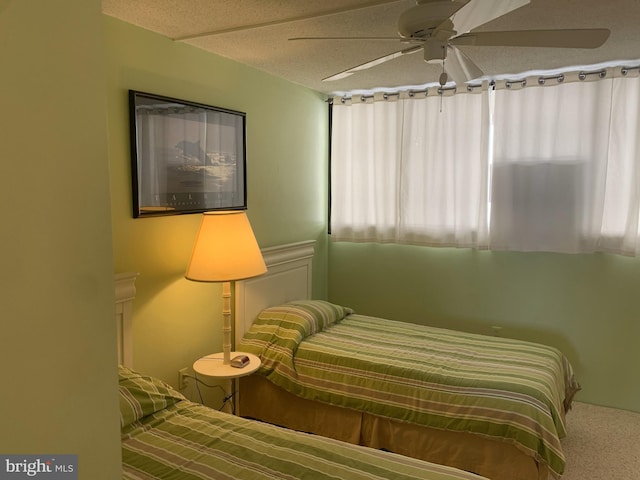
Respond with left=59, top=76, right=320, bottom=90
left=329, top=242, right=640, bottom=412
left=0, top=0, right=121, bottom=476
left=105, top=17, right=329, bottom=394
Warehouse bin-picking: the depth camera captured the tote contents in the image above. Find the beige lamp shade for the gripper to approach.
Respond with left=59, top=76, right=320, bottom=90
left=185, top=211, right=267, bottom=282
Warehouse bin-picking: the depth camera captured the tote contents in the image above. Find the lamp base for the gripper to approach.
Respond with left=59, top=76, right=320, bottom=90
left=222, top=281, right=232, bottom=365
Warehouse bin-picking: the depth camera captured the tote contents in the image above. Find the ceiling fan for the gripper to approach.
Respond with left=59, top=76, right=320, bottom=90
left=290, top=0, right=610, bottom=86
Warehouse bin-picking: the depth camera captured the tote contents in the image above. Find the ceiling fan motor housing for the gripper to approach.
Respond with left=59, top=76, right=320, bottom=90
left=397, top=1, right=466, bottom=38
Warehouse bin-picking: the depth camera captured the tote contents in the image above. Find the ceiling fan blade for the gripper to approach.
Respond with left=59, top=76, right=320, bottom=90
left=174, top=0, right=403, bottom=41
left=444, top=45, right=484, bottom=85
left=323, top=45, right=422, bottom=82
left=451, top=29, right=611, bottom=49
left=289, top=36, right=400, bottom=41
left=451, top=0, right=530, bottom=36
left=399, top=1, right=469, bottom=39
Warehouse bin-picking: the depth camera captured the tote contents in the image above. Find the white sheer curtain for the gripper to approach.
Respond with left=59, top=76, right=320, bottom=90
left=600, top=74, right=640, bottom=255
left=330, top=99, right=404, bottom=242
left=331, top=90, right=490, bottom=247
left=490, top=79, right=612, bottom=253
left=331, top=66, right=640, bottom=256
left=490, top=73, right=640, bottom=254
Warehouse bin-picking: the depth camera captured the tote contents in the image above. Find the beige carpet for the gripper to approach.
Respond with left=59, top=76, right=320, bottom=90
left=561, top=401, right=640, bottom=479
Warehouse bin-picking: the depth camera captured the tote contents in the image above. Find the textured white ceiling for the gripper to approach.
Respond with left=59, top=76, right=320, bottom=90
left=102, top=0, right=640, bottom=95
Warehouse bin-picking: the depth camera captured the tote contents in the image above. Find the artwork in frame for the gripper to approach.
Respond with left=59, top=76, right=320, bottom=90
left=129, top=90, right=247, bottom=217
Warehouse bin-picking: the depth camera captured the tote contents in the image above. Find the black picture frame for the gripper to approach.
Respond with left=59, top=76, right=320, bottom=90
left=128, top=90, right=247, bottom=218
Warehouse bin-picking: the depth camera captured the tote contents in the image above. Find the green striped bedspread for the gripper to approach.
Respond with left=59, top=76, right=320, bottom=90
left=238, top=300, right=581, bottom=479
left=121, top=398, right=487, bottom=480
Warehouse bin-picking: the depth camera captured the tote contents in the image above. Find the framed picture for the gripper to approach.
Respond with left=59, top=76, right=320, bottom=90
left=128, top=90, right=247, bottom=218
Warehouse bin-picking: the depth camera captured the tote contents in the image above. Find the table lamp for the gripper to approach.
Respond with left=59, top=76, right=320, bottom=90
left=185, top=210, right=267, bottom=364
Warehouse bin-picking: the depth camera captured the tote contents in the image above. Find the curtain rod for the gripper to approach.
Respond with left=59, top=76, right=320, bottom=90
left=329, top=62, right=640, bottom=104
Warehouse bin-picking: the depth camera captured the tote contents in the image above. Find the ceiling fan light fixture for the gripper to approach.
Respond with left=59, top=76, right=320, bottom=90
left=424, top=40, right=447, bottom=64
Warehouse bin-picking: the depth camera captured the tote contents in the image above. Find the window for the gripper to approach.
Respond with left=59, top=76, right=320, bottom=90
left=331, top=65, right=640, bottom=256
left=331, top=88, right=490, bottom=248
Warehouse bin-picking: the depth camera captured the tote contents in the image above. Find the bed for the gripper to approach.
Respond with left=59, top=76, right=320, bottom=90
left=114, top=272, right=489, bottom=480
left=234, top=241, right=581, bottom=480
